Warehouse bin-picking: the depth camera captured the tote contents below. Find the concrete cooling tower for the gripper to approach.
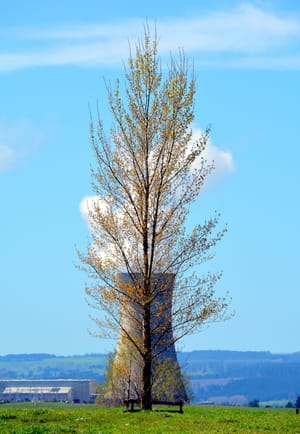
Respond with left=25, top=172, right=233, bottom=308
left=111, top=273, right=188, bottom=402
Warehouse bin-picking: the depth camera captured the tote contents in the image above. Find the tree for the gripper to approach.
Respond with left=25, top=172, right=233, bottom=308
left=79, top=28, right=230, bottom=410
left=248, top=399, right=260, bottom=408
left=96, top=351, right=141, bottom=407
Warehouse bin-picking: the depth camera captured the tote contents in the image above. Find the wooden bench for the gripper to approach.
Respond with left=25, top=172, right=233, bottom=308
left=124, top=399, right=139, bottom=411
left=152, top=399, right=184, bottom=413
left=124, top=399, right=184, bottom=413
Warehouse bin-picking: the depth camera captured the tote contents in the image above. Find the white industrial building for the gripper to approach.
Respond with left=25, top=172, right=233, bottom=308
left=0, top=379, right=96, bottom=403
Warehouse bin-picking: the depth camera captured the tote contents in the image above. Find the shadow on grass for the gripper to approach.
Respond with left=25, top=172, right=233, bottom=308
left=124, top=408, right=182, bottom=414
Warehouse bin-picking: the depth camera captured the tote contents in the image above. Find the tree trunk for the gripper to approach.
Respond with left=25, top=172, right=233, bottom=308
left=141, top=302, right=152, bottom=410
left=141, top=355, right=152, bottom=409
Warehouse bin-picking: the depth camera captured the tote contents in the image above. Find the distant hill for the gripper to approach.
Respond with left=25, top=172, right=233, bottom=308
left=1, top=350, right=300, bottom=405
left=178, top=350, right=300, bottom=405
left=0, top=353, right=106, bottom=384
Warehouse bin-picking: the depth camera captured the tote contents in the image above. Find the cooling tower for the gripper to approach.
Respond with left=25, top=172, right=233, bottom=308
left=112, top=273, right=188, bottom=402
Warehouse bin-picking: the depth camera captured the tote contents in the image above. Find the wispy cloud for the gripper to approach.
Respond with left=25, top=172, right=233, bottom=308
left=192, top=128, right=235, bottom=177
left=0, top=119, right=42, bottom=171
left=0, top=3, right=300, bottom=72
left=0, top=144, right=18, bottom=171
left=160, top=3, right=300, bottom=53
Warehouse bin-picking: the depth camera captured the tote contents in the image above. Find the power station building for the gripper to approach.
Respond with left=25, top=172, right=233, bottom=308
left=0, top=379, right=96, bottom=403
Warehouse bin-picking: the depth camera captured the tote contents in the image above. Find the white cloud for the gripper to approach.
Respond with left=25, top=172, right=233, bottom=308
left=0, top=119, right=42, bottom=171
left=79, top=195, right=93, bottom=225
left=0, top=3, right=300, bottom=72
left=80, top=128, right=234, bottom=225
left=79, top=195, right=111, bottom=227
left=0, top=144, right=18, bottom=171
left=80, top=195, right=132, bottom=270
left=191, top=127, right=234, bottom=176
left=205, top=143, right=234, bottom=175
left=159, top=4, right=300, bottom=54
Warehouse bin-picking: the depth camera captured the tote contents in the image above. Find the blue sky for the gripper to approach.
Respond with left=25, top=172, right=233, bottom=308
left=1, top=0, right=299, bottom=356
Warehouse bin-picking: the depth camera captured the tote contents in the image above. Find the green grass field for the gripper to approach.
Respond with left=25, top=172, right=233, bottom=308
left=0, top=402, right=299, bottom=433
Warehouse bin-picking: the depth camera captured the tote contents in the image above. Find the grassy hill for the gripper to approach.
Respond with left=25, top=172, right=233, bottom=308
left=0, top=353, right=106, bottom=383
